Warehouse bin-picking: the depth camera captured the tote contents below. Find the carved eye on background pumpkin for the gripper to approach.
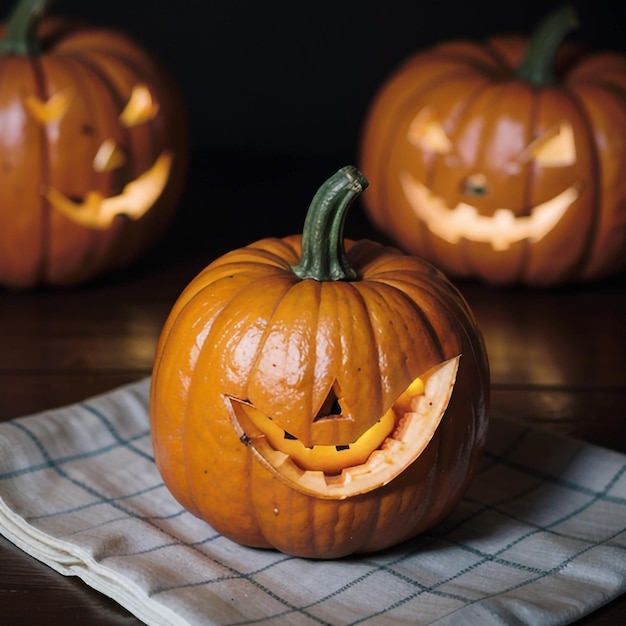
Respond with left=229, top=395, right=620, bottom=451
left=522, top=121, right=576, bottom=167
left=359, top=5, right=626, bottom=286
left=0, top=0, right=189, bottom=289
left=151, top=167, right=490, bottom=559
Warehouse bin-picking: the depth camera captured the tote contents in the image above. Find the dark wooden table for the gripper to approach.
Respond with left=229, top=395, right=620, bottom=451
left=1, top=152, right=625, bottom=624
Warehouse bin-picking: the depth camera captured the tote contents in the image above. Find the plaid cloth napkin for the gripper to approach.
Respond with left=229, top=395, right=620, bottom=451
left=0, top=379, right=625, bottom=626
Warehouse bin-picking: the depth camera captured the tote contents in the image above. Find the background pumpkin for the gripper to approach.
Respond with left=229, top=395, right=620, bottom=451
left=150, top=166, right=490, bottom=559
left=359, top=6, right=626, bottom=287
left=0, top=0, right=188, bottom=289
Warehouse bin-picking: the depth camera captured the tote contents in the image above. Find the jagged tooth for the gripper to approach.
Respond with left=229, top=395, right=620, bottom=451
left=303, top=470, right=330, bottom=490
left=264, top=448, right=291, bottom=468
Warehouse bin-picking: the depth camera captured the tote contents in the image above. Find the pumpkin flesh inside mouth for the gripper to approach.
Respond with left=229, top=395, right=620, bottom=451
left=227, top=355, right=459, bottom=499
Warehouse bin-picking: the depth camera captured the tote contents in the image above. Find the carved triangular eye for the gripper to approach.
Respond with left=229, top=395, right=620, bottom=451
left=23, top=89, right=73, bottom=125
left=522, top=121, right=576, bottom=167
left=407, top=106, right=452, bottom=154
left=314, top=384, right=346, bottom=421
left=119, top=84, right=159, bottom=127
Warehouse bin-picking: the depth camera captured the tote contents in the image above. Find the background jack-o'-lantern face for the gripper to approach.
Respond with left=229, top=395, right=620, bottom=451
left=0, top=0, right=188, bottom=289
left=150, top=167, right=489, bottom=559
left=401, top=112, right=580, bottom=252
left=360, top=6, right=626, bottom=286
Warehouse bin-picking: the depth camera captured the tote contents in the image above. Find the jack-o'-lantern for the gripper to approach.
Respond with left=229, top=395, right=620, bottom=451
left=0, top=0, right=188, bottom=289
left=360, top=6, right=626, bottom=286
left=150, top=166, right=489, bottom=559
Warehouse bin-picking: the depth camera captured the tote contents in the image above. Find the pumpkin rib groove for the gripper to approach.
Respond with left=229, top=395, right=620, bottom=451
left=156, top=265, right=292, bottom=362
left=45, top=55, right=112, bottom=277
left=356, top=281, right=415, bottom=392
left=516, top=84, right=540, bottom=285
left=336, top=279, right=387, bottom=420
left=356, top=279, right=445, bottom=393
left=373, top=269, right=489, bottom=449
left=220, top=274, right=301, bottom=406
left=559, top=83, right=604, bottom=278
left=370, top=272, right=459, bottom=352
left=29, top=55, right=50, bottom=285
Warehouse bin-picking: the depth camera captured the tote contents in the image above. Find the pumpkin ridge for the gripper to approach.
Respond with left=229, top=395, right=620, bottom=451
left=246, top=278, right=326, bottom=441
left=233, top=239, right=301, bottom=269
left=373, top=271, right=471, bottom=358
left=253, top=234, right=304, bottom=266
left=327, top=279, right=385, bottom=425
left=355, top=280, right=437, bottom=404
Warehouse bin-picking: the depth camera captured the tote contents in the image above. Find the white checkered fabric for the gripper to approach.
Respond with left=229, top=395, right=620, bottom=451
left=1, top=379, right=625, bottom=625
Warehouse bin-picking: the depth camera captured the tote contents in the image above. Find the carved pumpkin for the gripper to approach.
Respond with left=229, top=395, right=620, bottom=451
left=150, top=166, right=489, bottom=559
left=0, top=0, right=188, bottom=289
left=360, top=6, right=626, bottom=286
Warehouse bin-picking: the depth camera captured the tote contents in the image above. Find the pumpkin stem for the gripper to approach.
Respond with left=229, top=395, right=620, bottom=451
left=291, top=166, right=369, bottom=282
left=516, top=4, right=579, bottom=86
left=0, top=0, right=52, bottom=56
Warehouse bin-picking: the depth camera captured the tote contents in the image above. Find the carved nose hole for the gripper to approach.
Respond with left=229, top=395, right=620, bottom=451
left=462, top=173, right=489, bottom=197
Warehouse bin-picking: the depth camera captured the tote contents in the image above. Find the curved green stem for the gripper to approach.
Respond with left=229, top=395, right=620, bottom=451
left=291, top=166, right=369, bottom=282
left=0, top=0, right=52, bottom=56
left=516, top=4, right=579, bottom=86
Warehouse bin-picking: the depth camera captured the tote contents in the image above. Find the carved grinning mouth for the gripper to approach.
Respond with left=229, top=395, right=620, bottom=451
left=226, top=356, right=460, bottom=500
left=400, top=171, right=580, bottom=251
left=45, top=152, right=173, bottom=230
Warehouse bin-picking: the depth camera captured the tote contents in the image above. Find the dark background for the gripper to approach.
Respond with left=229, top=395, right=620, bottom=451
left=27, top=0, right=626, bottom=163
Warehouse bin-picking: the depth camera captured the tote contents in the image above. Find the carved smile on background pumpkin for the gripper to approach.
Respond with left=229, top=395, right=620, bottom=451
left=400, top=171, right=580, bottom=251
left=45, top=152, right=173, bottom=229
left=227, top=356, right=459, bottom=499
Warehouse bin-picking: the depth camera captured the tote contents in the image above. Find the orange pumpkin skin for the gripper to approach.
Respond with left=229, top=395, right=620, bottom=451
left=151, top=170, right=489, bottom=559
left=0, top=6, right=188, bottom=289
left=360, top=9, right=626, bottom=286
